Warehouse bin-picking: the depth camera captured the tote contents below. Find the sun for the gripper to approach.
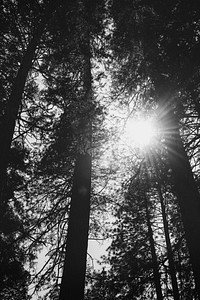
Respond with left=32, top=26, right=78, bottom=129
left=124, top=117, right=157, bottom=148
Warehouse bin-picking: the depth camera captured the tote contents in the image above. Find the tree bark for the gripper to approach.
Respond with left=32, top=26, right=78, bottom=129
left=59, top=154, right=91, bottom=300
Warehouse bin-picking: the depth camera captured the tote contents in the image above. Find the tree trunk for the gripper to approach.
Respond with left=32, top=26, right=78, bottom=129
left=59, top=154, right=91, bottom=300
left=166, top=117, right=200, bottom=297
left=144, top=193, right=163, bottom=300
left=157, top=85, right=200, bottom=297
left=59, top=2, right=92, bottom=299
left=156, top=182, right=180, bottom=300
left=0, top=0, right=59, bottom=202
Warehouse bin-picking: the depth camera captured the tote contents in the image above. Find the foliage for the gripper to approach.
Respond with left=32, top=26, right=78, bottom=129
left=1, top=0, right=200, bottom=298
left=86, top=154, right=197, bottom=299
left=0, top=141, right=31, bottom=298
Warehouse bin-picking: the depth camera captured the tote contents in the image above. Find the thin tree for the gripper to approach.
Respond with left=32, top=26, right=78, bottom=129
left=143, top=192, right=163, bottom=300
left=155, top=169, right=180, bottom=300
left=148, top=153, right=180, bottom=299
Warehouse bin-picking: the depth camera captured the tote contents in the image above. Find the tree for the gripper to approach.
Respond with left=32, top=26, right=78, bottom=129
left=58, top=1, right=101, bottom=299
left=143, top=192, right=163, bottom=300
left=0, top=142, right=31, bottom=299
left=110, top=0, right=200, bottom=295
left=0, top=0, right=61, bottom=198
left=15, top=0, right=108, bottom=297
left=0, top=0, right=69, bottom=296
left=86, top=166, right=161, bottom=299
left=85, top=150, right=197, bottom=299
left=4, top=1, right=200, bottom=298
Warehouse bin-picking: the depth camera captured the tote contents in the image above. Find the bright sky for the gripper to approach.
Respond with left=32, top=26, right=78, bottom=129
left=123, top=116, right=157, bottom=148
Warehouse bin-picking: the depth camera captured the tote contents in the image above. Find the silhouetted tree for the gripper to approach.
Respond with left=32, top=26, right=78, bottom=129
left=110, top=0, right=200, bottom=295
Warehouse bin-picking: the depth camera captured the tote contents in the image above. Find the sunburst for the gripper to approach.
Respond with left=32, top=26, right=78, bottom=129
left=123, top=116, right=158, bottom=149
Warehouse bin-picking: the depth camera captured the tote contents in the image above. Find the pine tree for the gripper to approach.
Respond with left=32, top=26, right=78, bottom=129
left=110, top=0, right=200, bottom=295
left=18, top=0, right=108, bottom=297
left=0, top=0, right=67, bottom=296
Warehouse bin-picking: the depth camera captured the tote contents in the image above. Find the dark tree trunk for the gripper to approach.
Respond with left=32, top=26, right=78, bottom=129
left=59, top=154, right=91, bottom=300
left=144, top=194, right=163, bottom=300
left=156, top=182, right=180, bottom=300
left=157, top=84, right=200, bottom=297
left=166, top=117, right=200, bottom=297
left=59, top=2, right=92, bottom=299
left=0, top=0, right=59, bottom=202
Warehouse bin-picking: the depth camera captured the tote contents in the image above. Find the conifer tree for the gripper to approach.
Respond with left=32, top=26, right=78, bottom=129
left=110, top=0, right=200, bottom=295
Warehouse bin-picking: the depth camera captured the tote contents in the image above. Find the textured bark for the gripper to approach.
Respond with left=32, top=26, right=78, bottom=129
left=59, top=154, right=91, bottom=300
left=144, top=194, right=163, bottom=300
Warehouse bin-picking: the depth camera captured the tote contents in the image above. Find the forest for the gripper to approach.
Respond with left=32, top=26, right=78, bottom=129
left=1, top=0, right=200, bottom=299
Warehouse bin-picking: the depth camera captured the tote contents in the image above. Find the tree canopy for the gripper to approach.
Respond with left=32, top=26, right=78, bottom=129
left=1, top=0, right=200, bottom=299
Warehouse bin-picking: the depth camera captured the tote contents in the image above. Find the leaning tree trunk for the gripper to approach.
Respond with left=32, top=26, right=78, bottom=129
left=0, top=0, right=59, bottom=202
left=157, top=85, right=200, bottom=297
left=59, top=2, right=93, bottom=299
